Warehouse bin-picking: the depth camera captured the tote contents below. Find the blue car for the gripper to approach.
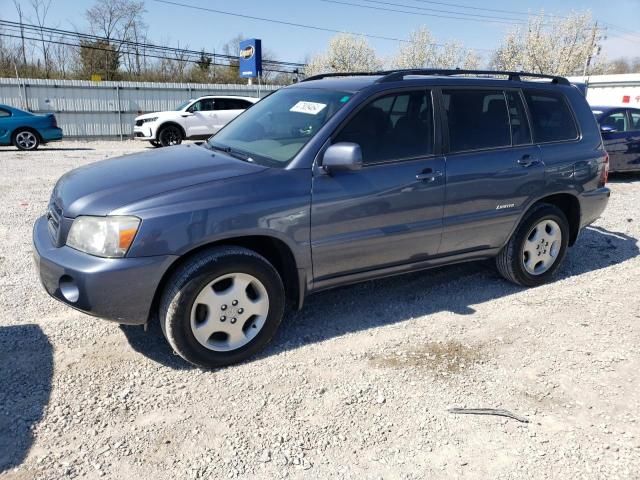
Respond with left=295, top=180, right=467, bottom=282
left=592, top=106, right=640, bottom=172
left=0, top=104, right=63, bottom=150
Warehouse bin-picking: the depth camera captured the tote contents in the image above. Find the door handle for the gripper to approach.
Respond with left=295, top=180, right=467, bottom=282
left=517, top=155, right=540, bottom=168
left=416, top=169, right=443, bottom=182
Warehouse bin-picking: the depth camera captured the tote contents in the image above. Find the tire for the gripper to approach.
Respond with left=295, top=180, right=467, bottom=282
left=13, top=129, right=40, bottom=151
left=496, top=203, right=570, bottom=287
left=149, top=140, right=161, bottom=148
left=159, top=246, right=285, bottom=369
left=157, top=124, right=183, bottom=147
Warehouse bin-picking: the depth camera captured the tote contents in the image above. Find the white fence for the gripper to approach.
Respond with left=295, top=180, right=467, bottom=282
left=0, top=77, right=279, bottom=139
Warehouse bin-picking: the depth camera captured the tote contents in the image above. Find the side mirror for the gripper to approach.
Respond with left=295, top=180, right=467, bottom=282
left=600, top=125, right=617, bottom=134
left=322, top=142, right=363, bottom=173
left=181, top=112, right=194, bottom=117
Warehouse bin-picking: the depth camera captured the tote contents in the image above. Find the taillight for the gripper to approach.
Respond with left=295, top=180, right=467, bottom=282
left=599, top=151, right=609, bottom=187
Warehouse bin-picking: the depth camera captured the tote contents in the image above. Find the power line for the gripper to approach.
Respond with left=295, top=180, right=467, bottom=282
left=150, top=0, right=410, bottom=43
left=0, top=31, right=298, bottom=75
left=356, top=0, right=529, bottom=23
left=320, top=0, right=527, bottom=26
left=0, top=20, right=305, bottom=69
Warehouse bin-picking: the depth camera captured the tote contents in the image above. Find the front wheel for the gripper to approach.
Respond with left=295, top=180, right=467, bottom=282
left=157, top=125, right=183, bottom=147
left=149, top=140, right=161, bottom=148
left=159, top=247, right=285, bottom=369
left=496, top=203, right=569, bottom=287
left=13, top=129, right=40, bottom=151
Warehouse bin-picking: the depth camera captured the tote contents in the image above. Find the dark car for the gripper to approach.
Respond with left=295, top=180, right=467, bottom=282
left=33, top=69, right=610, bottom=368
left=592, top=106, right=640, bottom=172
left=0, top=104, right=63, bottom=150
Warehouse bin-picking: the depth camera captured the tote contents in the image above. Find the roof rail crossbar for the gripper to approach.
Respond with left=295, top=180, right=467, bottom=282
left=300, top=71, right=384, bottom=82
left=374, top=69, right=570, bottom=85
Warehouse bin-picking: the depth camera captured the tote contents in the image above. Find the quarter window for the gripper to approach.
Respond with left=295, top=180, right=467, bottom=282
left=0, top=108, right=10, bottom=118
left=443, top=89, right=511, bottom=152
left=334, top=90, right=434, bottom=164
left=523, top=90, right=578, bottom=143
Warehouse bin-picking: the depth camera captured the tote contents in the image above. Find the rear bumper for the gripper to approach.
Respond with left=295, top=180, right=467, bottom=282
left=32, top=216, right=177, bottom=324
left=579, top=187, right=611, bottom=229
left=40, top=127, right=63, bottom=142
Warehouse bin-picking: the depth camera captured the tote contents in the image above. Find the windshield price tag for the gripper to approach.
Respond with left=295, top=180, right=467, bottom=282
left=290, top=101, right=327, bottom=115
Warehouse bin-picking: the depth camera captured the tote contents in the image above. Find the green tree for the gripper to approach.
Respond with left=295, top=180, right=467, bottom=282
left=79, top=40, right=120, bottom=80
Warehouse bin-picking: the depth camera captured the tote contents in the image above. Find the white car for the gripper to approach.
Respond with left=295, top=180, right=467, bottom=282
left=133, top=95, right=258, bottom=147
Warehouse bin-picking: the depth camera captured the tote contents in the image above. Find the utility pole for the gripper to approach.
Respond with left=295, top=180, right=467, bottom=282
left=583, top=21, right=603, bottom=77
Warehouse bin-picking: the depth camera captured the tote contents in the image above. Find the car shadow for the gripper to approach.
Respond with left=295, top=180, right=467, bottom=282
left=0, top=147, right=94, bottom=152
left=608, top=171, right=640, bottom=183
left=122, top=226, right=639, bottom=369
left=120, top=320, right=195, bottom=370
left=0, top=324, right=53, bottom=472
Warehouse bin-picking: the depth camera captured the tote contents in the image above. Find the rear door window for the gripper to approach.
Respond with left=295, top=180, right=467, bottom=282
left=523, top=90, right=578, bottom=143
left=629, top=110, right=640, bottom=131
left=443, top=89, right=511, bottom=153
left=506, top=91, right=531, bottom=145
left=601, top=112, right=628, bottom=131
left=334, top=90, right=434, bottom=164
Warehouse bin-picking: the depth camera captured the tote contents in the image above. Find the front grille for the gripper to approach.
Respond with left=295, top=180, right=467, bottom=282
left=47, top=201, right=63, bottom=245
left=135, top=120, right=144, bottom=127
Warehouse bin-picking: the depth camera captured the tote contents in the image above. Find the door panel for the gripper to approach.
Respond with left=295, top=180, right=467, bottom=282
left=442, top=146, right=544, bottom=253
left=311, top=157, right=446, bottom=280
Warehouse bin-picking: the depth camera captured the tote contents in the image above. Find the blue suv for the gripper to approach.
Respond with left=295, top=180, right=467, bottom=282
left=33, top=69, right=611, bottom=368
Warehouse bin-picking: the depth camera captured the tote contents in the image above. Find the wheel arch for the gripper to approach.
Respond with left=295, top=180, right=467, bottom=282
left=148, top=235, right=303, bottom=325
left=11, top=126, right=42, bottom=142
left=157, top=121, right=186, bottom=138
left=529, top=193, right=581, bottom=246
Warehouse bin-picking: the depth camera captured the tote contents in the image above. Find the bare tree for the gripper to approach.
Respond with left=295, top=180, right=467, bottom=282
left=12, top=0, right=28, bottom=65
left=84, top=0, right=146, bottom=78
left=28, top=0, right=54, bottom=77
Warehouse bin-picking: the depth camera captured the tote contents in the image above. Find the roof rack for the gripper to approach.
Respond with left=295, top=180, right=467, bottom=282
left=300, top=71, right=384, bottom=82
left=301, top=69, right=570, bottom=86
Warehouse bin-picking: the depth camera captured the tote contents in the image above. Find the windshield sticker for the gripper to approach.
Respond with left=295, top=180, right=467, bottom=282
left=290, top=101, right=327, bottom=115
left=340, top=95, right=351, bottom=103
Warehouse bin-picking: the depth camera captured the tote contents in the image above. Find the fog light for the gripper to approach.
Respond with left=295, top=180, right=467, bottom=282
left=59, top=275, right=79, bottom=303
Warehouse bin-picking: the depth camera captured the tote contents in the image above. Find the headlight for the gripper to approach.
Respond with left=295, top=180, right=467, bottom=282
left=141, top=117, right=158, bottom=123
left=67, top=216, right=140, bottom=258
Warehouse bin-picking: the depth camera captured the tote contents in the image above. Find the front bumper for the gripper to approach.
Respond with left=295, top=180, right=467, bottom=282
left=579, top=187, right=611, bottom=229
left=133, top=124, right=155, bottom=140
left=32, top=216, right=177, bottom=324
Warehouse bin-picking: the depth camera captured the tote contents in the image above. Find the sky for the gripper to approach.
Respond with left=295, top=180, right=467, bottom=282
left=3, top=0, right=639, bottom=65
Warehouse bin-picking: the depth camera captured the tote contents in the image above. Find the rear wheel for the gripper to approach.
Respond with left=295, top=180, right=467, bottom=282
left=157, top=125, right=183, bottom=147
left=13, top=129, right=40, bottom=151
left=159, top=247, right=285, bottom=369
left=496, top=203, right=569, bottom=287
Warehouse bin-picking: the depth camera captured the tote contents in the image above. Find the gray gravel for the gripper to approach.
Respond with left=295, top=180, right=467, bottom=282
left=1, top=141, right=639, bottom=479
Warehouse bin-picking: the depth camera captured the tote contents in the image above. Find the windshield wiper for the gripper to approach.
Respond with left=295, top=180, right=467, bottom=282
left=208, top=143, right=254, bottom=163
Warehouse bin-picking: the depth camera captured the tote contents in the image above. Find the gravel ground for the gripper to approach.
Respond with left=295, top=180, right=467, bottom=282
left=1, top=140, right=639, bottom=480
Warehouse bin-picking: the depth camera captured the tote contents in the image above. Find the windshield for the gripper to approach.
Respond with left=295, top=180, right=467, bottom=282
left=208, top=88, right=352, bottom=167
left=175, top=100, right=193, bottom=111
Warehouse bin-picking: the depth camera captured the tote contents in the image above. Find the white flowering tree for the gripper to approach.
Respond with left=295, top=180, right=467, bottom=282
left=492, top=12, right=604, bottom=76
left=392, top=27, right=479, bottom=70
left=304, top=34, right=382, bottom=76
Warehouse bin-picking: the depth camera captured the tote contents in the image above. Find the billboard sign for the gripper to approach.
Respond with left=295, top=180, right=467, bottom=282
left=239, top=39, right=262, bottom=78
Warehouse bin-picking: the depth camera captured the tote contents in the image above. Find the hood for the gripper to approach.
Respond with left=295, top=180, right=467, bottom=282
left=52, top=144, right=266, bottom=217
left=135, top=111, right=175, bottom=120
